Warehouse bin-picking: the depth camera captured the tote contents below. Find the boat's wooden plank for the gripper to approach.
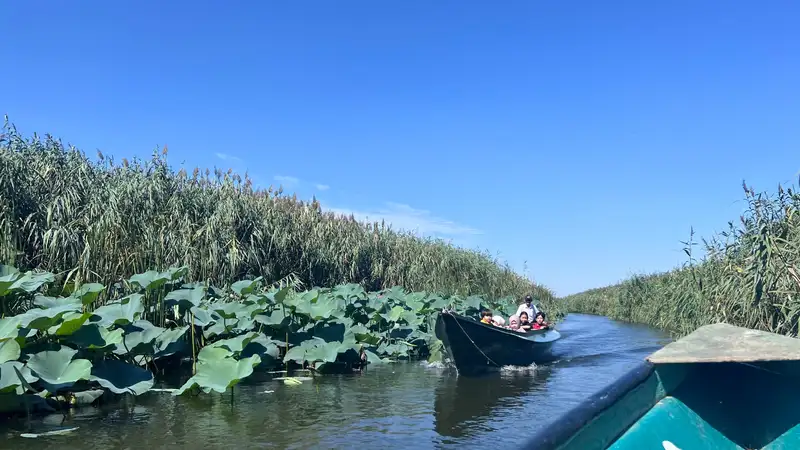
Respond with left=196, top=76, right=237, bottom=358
left=648, top=323, right=800, bottom=364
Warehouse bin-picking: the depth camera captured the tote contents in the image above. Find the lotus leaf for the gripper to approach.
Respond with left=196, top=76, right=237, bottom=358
left=0, top=362, right=38, bottom=394
left=51, top=312, right=93, bottom=336
left=203, top=319, right=234, bottom=339
left=5, top=270, right=55, bottom=295
left=91, top=294, right=144, bottom=326
left=211, top=302, right=245, bottom=320
left=0, top=339, right=20, bottom=364
left=164, top=286, right=205, bottom=310
left=0, top=317, right=20, bottom=341
left=153, top=326, right=189, bottom=358
left=283, top=338, right=356, bottom=365
left=115, top=321, right=166, bottom=356
left=128, top=270, right=170, bottom=291
left=90, top=360, right=154, bottom=395
left=266, top=286, right=291, bottom=304
left=17, top=303, right=81, bottom=330
left=362, top=349, right=388, bottom=364
left=27, top=348, right=92, bottom=392
left=189, top=306, right=215, bottom=327
left=173, top=354, right=261, bottom=395
left=197, top=346, right=232, bottom=363
left=0, top=266, right=21, bottom=296
left=294, top=297, right=341, bottom=321
left=33, top=295, right=81, bottom=309
left=70, top=283, right=105, bottom=306
left=208, top=332, right=259, bottom=354
left=68, top=325, right=124, bottom=350
left=254, top=309, right=289, bottom=328
left=240, top=335, right=280, bottom=362
left=231, top=277, right=262, bottom=296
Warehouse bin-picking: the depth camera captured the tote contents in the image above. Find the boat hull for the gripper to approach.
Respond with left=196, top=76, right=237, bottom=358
left=521, top=323, right=800, bottom=450
left=435, top=310, right=561, bottom=376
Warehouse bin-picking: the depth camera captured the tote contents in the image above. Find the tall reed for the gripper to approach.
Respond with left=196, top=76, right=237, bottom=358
left=0, top=118, right=554, bottom=307
left=563, top=180, right=800, bottom=337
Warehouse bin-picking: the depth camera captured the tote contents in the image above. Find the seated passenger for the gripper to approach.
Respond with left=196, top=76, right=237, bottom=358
left=532, top=311, right=550, bottom=330
left=480, top=309, right=493, bottom=324
left=507, top=315, right=525, bottom=332
left=492, top=315, right=506, bottom=327
left=518, top=311, right=532, bottom=331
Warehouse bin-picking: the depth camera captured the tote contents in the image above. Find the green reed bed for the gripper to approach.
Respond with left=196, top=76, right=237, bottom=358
left=563, top=181, right=800, bottom=337
left=0, top=118, right=553, bottom=304
left=0, top=264, right=550, bottom=415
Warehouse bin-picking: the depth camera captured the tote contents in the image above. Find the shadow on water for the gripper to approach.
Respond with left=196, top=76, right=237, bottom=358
left=0, top=313, right=671, bottom=449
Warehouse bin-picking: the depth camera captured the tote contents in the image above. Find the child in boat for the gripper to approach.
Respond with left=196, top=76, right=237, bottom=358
left=480, top=309, right=493, bottom=324
left=492, top=315, right=506, bottom=327
left=532, top=311, right=549, bottom=330
left=507, top=315, right=524, bottom=332
left=518, top=311, right=532, bottom=331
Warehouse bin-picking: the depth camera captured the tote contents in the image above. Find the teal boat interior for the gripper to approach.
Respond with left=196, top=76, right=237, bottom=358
left=523, top=323, right=800, bottom=450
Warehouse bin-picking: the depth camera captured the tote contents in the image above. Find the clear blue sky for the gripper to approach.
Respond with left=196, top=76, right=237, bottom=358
left=2, top=2, right=799, bottom=296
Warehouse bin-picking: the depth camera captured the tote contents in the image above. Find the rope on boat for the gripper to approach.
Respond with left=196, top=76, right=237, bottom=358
left=449, top=311, right=500, bottom=367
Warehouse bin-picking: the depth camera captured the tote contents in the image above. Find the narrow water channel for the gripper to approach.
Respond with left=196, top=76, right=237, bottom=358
left=1, top=314, right=671, bottom=449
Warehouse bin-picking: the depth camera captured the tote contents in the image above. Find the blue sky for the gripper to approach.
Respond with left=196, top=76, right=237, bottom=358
left=2, top=2, right=799, bottom=296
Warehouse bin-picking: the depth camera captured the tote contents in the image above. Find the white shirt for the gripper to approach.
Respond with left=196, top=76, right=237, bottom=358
left=515, top=302, right=538, bottom=320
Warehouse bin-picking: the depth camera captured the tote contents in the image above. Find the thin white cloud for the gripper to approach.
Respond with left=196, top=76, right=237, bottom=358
left=274, top=175, right=300, bottom=187
left=215, top=152, right=242, bottom=163
left=315, top=183, right=330, bottom=191
left=326, top=201, right=481, bottom=237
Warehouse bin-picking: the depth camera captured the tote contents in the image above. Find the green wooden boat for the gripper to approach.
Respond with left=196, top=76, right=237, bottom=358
left=522, top=323, right=800, bottom=450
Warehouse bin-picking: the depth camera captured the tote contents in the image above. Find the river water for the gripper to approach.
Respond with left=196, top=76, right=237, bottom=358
left=1, top=313, right=671, bottom=450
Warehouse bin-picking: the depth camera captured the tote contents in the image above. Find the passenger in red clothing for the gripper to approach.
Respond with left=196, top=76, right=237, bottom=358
left=532, top=311, right=550, bottom=330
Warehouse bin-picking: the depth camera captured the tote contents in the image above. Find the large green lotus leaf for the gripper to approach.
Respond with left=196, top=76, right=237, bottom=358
left=208, top=332, right=259, bottom=354
left=284, top=340, right=357, bottom=365
left=203, top=319, right=234, bottom=339
left=164, top=286, right=206, bottom=310
left=33, top=295, right=81, bottom=309
left=294, top=298, right=340, bottom=321
left=153, top=326, right=189, bottom=359
left=128, top=270, right=170, bottom=291
left=231, top=277, right=262, bottom=296
left=210, top=302, right=246, bottom=320
left=17, top=303, right=81, bottom=330
left=463, top=295, right=483, bottom=311
left=164, top=266, right=190, bottom=282
left=189, top=306, right=215, bottom=327
left=265, top=286, right=291, bottom=304
left=91, top=294, right=144, bottom=326
left=349, top=324, right=382, bottom=346
left=400, top=310, right=423, bottom=327
left=173, top=355, right=261, bottom=395
left=197, top=345, right=232, bottom=363
left=385, top=305, right=407, bottom=323
left=114, top=321, right=165, bottom=356
left=0, top=339, right=20, bottom=364
left=70, top=283, right=105, bottom=306
left=0, top=266, right=21, bottom=296
left=240, top=335, right=280, bottom=362
left=27, top=348, right=92, bottom=392
left=6, top=270, right=55, bottom=295
left=68, top=325, right=124, bottom=350
left=428, top=296, right=449, bottom=311
left=50, top=312, right=93, bottom=336
left=0, top=361, right=38, bottom=394
left=232, top=317, right=256, bottom=333
left=0, top=317, right=20, bottom=341
left=254, top=309, right=289, bottom=328
left=90, top=360, right=154, bottom=395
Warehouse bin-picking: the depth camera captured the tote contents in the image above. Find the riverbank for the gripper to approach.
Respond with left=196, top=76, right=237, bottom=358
left=0, top=263, right=562, bottom=418
left=0, top=119, right=552, bottom=303
left=562, top=181, right=800, bottom=338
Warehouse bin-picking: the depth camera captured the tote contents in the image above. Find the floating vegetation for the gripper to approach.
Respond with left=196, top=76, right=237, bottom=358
left=0, top=264, right=537, bottom=415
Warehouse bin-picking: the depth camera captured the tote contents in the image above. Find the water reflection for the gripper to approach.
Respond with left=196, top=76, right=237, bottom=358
left=434, top=367, right=551, bottom=438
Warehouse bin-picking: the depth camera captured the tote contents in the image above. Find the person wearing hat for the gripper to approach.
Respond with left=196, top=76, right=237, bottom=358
left=516, top=295, right=539, bottom=321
